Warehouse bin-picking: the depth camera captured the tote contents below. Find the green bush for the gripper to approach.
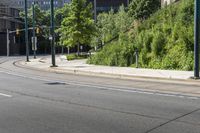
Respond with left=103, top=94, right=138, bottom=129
left=66, top=54, right=88, bottom=61
left=88, top=42, right=134, bottom=67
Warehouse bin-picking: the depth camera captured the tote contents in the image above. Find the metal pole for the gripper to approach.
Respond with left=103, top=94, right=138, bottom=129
left=68, top=46, right=70, bottom=55
left=7, top=29, right=10, bottom=57
left=135, top=49, right=138, bottom=68
left=62, top=45, right=64, bottom=55
left=94, top=0, right=97, bottom=22
left=194, top=0, right=200, bottom=78
left=25, top=0, right=29, bottom=62
left=32, top=2, right=36, bottom=59
left=50, top=0, right=56, bottom=67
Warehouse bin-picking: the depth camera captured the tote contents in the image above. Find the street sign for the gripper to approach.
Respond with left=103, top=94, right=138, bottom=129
left=49, top=36, right=53, bottom=40
left=31, top=37, right=37, bottom=51
left=31, top=37, right=37, bottom=44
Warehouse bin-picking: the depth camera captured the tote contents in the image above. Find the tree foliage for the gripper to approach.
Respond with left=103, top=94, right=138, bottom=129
left=91, top=5, right=133, bottom=49
left=128, top=0, right=160, bottom=20
left=58, top=0, right=96, bottom=54
left=20, top=4, right=48, bottom=27
left=89, top=0, right=195, bottom=71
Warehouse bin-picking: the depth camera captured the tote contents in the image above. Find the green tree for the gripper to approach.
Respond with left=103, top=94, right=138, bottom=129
left=94, top=10, right=116, bottom=49
left=20, top=4, right=47, bottom=27
left=20, top=5, right=51, bottom=39
left=115, top=5, right=133, bottom=41
left=59, top=0, right=96, bottom=55
left=92, top=5, right=133, bottom=50
left=128, top=0, right=160, bottom=20
left=55, top=3, right=70, bottom=27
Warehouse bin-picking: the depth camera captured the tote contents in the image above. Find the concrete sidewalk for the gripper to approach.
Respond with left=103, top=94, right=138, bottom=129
left=17, top=56, right=199, bottom=81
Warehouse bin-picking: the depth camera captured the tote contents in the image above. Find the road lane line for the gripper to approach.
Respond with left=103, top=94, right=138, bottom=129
left=0, top=70, right=199, bottom=100
left=0, top=93, right=12, bottom=98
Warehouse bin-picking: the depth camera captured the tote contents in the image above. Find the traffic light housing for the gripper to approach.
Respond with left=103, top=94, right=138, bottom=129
left=16, top=29, right=20, bottom=35
left=36, top=27, right=40, bottom=34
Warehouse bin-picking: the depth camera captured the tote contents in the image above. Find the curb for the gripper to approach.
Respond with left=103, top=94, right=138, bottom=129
left=15, top=59, right=200, bottom=87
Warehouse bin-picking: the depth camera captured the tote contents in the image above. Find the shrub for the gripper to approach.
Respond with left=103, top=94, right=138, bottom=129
left=66, top=54, right=88, bottom=61
left=89, top=0, right=195, bottom=71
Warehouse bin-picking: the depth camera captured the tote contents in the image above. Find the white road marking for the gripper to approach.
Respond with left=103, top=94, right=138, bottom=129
left=187, top=97, right=199, bottom=100
left=0, top=70, right=199, bottom=100
left=0, top=93, right=12, bottom=98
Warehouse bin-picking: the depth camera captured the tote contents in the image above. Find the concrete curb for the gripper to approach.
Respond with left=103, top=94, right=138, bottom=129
left=14, top=59, right=200, bottom=87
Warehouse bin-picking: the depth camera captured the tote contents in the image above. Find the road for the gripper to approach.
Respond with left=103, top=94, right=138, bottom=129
left=0, top=57, right=200, bottom=133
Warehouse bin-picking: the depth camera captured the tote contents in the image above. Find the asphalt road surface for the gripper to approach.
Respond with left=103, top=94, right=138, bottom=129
left=0, top=57, right=200, bottom=133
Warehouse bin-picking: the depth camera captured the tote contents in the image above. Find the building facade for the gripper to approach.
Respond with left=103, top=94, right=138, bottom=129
left=12, top=0, right=127, bottom=12
left=11, top=0, right=70, bottom=10
left=0, top=5, right=21, bottom=32
left=0, top=2, right=23, bottom=55
left=89, top=0, right=129, bottom=13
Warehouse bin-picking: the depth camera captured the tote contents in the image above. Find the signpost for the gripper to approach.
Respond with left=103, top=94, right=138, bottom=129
left=31, top=37, right=37, bottom=51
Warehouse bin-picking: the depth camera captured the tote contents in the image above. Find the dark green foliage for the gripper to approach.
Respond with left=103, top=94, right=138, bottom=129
left=134, top=0, right=194, bottom=70
left=66, top=54, right=88, bottom=61
left=89, top=41, right=134, bottom=67
left=59, top=0, right=96, bottom=55
left=89, top=0, right=195, bottom=71
left=128, top=0, right=161, bottom=20
left=91, top=5, right=133, bottom=49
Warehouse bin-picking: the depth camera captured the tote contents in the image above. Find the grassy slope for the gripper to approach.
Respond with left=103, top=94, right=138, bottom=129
left=89, top=0, right=195, bottom=70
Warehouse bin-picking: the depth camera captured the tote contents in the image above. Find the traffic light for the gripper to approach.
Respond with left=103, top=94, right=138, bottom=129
left=36, top=27, right=40, bottom=34
left=16, top=29, right=20, bottom=35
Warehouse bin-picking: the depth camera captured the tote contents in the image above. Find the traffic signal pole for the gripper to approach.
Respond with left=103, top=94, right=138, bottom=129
left=50, top=0, right=57, bottom=67
left=194, top=0, right=200, bottom=78
left=32, top=2, right=36, bottom=59
left=25, top=0, right=29, bottom=62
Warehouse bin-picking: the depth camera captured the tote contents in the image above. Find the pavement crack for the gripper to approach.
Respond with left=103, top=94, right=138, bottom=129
left=144, top=108, right=200, bottom=133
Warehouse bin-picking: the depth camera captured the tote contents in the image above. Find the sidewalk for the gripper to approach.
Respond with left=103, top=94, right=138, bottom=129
left=18, top=56, right=199, bottom=82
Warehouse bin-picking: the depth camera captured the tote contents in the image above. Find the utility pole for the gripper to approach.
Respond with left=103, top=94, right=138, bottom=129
left=32, top=2, right=36, bottom=59
left=7, top=29, right=10, bottom=57
left=25, top=0, right=29, bottom=62
left=94, top=0, right=97, bottom=22
left=50, top=0, right=57, bottom=67
left=194, top=0, right=200, bottom=78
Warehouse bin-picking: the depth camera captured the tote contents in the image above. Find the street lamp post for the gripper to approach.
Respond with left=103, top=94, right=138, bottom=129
left=25, top=0, right=29, bottom=62
left=50, top=0, right=56, bottom=67
left=94, top=0, right=97, bottom=22
left=32, top=2, right=36, bottom=59
left=194, top=0, right=200, bottom=78
left=127, top=0, right=129, bottom=6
